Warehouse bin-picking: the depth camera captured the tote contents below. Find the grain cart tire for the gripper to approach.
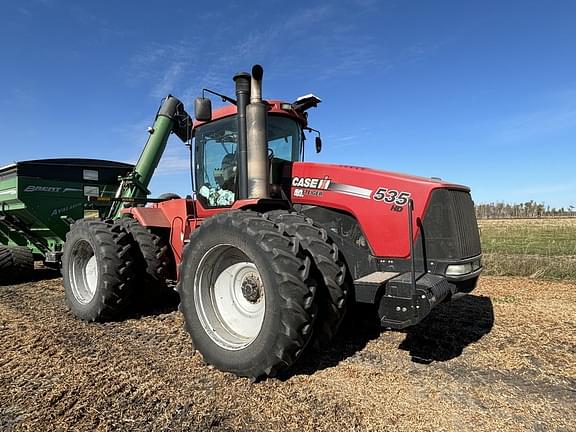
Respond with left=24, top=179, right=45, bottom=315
left=62, top=219, right=135, bottom=321
left=0, top=245, right=15, bottom=282
left=116, top=218, right=175, bottom=301
left=0, top=245, right=34, bottom=283
left=178, top=210, right=317, bottom=379
left=265, top=210, right=349, bottom=348
left=8, top=246, right=34, bottom=278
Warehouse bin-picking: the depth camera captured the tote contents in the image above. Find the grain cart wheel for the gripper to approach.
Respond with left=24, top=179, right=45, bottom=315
left=0, top=245, right=15, bottom=282
left=62, top=219, right=135, bottom=321
left=265, top=210, right=349, bottom=348
left=0, top=245, right=34, bottom=283
left=116, top=218, right=175, bottom=301
left=178, top=210, right=317, bottom=379
left=8, top=246, right=34, bottom=279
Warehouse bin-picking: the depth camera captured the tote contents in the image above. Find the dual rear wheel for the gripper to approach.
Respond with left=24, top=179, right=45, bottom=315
left=62, top=218, right=171, bottom=321
left=178, top=211, right=318, bottom=378
left=178, top=210, right=349, bottom=379
left=62, top=219, right=135, bottom=321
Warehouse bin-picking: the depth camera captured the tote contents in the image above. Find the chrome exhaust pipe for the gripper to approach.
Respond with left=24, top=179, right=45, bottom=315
left=250, top=64, right=263, bottom=103
left=246, top=64, right=269, bottom=199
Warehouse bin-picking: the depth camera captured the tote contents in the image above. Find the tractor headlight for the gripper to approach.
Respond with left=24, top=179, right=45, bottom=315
left=445, top=263, right=473, bottom=276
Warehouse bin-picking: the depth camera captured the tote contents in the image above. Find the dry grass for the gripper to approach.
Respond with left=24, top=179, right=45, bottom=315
left=1, top=274, right=575, bottom=431
left=479, top=218, right=576, bottom=279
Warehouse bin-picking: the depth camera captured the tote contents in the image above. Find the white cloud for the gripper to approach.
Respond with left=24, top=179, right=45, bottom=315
left=494, top=107, right=576, bottom=143
left=151, top=62, right=186, bottom=98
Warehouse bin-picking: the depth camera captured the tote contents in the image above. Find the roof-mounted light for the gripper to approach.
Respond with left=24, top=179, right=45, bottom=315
left=292, top=94, right=322, bottom=112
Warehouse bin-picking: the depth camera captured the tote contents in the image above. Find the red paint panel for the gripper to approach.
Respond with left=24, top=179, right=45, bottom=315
left=126, top=199, right=196, bottom=267
left=290, top=162, right=469, bottom=258
left=193, top=100, right=307, bottom=128
left=125, top=207, right=171, bottom=228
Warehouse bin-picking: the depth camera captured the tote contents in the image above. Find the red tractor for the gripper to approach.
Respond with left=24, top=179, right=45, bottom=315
left=62, top=65, right=482, bottom=379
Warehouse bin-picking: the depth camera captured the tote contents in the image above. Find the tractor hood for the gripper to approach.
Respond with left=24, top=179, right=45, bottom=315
left=289, top=162, right=472, bottom=258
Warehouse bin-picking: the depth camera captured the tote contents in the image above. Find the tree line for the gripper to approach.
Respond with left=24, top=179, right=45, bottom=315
left=475, top=201, right=576, bottom=219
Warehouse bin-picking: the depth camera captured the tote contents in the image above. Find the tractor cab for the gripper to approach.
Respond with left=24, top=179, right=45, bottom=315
left=192, top=91, right=320, bottom=209
left=193, top=106, right=306, bottom=208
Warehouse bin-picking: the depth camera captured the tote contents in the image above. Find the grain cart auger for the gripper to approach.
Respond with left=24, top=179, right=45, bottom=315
left=62, top=65, right=483, bottom=379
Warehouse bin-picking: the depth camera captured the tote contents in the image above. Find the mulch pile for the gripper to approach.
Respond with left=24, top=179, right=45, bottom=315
left=1, top=272, right=574, bottom=431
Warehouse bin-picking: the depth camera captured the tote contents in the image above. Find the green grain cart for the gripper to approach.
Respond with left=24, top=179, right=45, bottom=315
left=0, top=158, right=133, bottom=282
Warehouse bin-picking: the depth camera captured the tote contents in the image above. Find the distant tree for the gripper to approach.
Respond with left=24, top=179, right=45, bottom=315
left=475, top=201, right=572, bottom=219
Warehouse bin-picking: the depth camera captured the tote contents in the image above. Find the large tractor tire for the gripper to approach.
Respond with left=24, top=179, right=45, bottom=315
left=265, top=210, right=349, bottom=348
left=178, top=210, right=317, bottom=379
left=0, top=245, right=34, bottom=284
left=62, top=219, right=135, bottom=321
left=116, top=218, right=173, bottom=299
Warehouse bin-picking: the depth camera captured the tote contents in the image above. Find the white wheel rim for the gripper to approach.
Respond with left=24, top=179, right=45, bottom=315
left=84, top=256, right=99, bottom=297
left=69, top=240, right=98, bottom=305
left=194, top=245, right=266, bottom=350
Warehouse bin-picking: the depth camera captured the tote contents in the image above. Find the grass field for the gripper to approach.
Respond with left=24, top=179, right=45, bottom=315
left=479, top=218, right=576, bottom=279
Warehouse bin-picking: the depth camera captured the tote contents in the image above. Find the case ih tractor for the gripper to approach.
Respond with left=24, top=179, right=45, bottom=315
left=62, top=65, right=482, bottom=379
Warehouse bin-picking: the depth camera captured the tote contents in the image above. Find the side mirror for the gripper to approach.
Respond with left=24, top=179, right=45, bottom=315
left=315, top=136, right=322, bottom=153
left=195, top=97, right=212, bottom=122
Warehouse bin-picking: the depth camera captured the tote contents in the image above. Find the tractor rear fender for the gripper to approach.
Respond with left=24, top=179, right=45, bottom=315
left=122, top=198, right=195, bottom=269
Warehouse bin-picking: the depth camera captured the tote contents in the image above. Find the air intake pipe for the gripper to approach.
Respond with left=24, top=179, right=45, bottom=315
left=246, top=65, right=269, bottom=199
left=233, top=72, right=251, bottom=200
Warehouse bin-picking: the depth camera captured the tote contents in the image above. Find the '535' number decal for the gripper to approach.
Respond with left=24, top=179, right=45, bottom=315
left=372, top=188, right=411, bottom=206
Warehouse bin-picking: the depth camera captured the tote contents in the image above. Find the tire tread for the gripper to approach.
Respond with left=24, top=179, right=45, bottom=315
left=264, top=210, right=349, bottom=348
left=63, top=219, right=135, bottom=321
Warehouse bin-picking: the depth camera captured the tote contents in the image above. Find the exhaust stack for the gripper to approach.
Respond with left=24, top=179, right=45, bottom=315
left=246, top=65, right=269, bottom=199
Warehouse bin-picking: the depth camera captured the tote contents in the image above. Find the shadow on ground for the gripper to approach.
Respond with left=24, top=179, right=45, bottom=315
left=398, top=295, right=494, bottom=363
left=128, top=289, right=180, bottom=319
left=282, top=294, right=494, bottom=378
left=0, top=266, right=61, bottom=286
left=277, top=303, right=381, bottom=379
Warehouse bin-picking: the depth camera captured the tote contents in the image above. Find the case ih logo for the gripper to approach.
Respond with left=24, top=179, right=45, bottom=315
left=292, top=176, right=374, bottom=200
left=291, top=176, right=331, bottom=190
left=24, top=186, right=81, bottom=193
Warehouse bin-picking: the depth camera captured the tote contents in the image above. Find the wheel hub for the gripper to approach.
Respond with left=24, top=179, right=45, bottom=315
left=194, top=245, right=267, bottom=350
left=69, top=239, right=98, bottom=305
left=241, top=273, right=262, bottom=303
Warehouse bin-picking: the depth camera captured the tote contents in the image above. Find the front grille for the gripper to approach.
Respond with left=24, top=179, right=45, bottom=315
left=451, top=190, right=481, bottom=258
left=421, top=189, right=481, bottom=259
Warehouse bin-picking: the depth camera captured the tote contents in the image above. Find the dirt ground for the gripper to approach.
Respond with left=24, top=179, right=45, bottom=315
left=1, top=272, right=574, bottom=432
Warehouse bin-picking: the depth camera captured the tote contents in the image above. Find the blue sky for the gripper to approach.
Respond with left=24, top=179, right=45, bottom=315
left=1, top=0, right=575, bottom=208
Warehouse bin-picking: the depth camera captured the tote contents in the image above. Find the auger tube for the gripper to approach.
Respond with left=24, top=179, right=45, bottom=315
left=110, top=95, right=186, bottom=218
